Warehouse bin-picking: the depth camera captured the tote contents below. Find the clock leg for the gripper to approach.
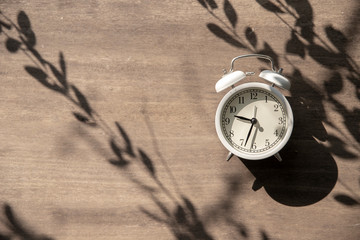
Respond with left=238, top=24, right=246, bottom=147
left=226, top=152, right=234, bottom=161
left=252, top=179, right=263, bottom=191
left=274, top=153, right=282, bottom=162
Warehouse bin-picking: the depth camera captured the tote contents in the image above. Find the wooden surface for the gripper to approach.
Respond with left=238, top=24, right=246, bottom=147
left=0, top=1, right=359, bottom=239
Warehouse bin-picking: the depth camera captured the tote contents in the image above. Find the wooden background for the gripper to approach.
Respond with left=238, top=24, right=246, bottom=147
left=0, top=0, right=359, bottom=239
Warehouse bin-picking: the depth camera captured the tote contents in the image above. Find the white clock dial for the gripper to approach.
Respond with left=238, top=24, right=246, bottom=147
left=215, top=82, right=293, bottom=160
left=221, top=88, right=286, bottom=152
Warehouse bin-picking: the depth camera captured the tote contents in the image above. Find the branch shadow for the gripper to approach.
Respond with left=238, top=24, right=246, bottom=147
left=1, top=10, right=218, bottom=240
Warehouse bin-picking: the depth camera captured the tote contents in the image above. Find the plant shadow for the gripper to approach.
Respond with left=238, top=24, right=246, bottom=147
left=1, top=9, right=219, bottom=240
left=198, top=0, right=360, bottom=206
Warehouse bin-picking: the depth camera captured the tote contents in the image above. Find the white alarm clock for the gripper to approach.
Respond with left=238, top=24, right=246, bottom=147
left=215, top=54, right=293, bottom=161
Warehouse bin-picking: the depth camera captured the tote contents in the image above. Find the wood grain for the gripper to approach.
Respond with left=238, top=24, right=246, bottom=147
left=0, top=1, right=359, bottom=239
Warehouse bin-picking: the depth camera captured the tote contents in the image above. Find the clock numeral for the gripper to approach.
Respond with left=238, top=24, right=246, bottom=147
left=230, top=106, right=237, bottom=113
left=265, top=139, right=270, bottom=146
left=278, top=117, right=285, bottom=125
left=274, top=130, right=279, bottom=136
left=274, top=104, right=279, bottom=111
left=239, top=96, right=245, bottom=104
left=250, top=92, right=258, bottom=99
left=224, top=118, right=230, bottom=125
left=265, top=96, right=268, bottom=103
left=230, top=130, right=234, bottom=137
left=251, top=142, right=257, bottom=149
left=239, top=139, right=244, bottom=146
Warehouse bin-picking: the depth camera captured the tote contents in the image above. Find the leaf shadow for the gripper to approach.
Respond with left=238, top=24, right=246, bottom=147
left=334, top=194, right=360, bottom=206
left=245, top=27, right=257, bottom=49
left=207, top=23, right=245, bottom=48
left=223, top=0, right=237, bottom=28
left=256, top=0, right=284, bottom=13
left=0, top=204, right=54, bottom=240
left=197, top=0, right=218, bottom=10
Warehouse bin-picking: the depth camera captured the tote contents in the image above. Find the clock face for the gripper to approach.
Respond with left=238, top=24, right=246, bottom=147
left=215, top=83, right=293, bottom=160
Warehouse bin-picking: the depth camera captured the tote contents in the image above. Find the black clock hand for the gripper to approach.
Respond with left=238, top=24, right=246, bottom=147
left=234, top=115, right=252, bottom=122
left=245, top=106, right=258, bottom=147
left=245, top=118, right=256, bottom=146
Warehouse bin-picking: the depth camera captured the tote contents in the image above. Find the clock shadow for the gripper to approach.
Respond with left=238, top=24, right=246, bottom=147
left=239, top=96, right=338, bottom=207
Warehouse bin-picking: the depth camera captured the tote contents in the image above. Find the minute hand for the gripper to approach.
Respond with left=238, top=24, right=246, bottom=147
left=245, top=118, right=257, bottom=146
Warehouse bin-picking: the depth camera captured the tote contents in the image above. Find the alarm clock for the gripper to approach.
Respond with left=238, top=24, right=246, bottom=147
left=215, top=54, right=293, bottom=161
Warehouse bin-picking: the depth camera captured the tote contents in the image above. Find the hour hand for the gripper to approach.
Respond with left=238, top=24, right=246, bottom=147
left=234, top=115, right=252, bottom=122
